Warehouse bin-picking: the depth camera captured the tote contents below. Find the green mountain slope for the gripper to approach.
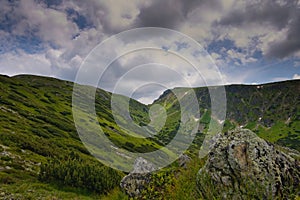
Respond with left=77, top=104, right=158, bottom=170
left=155, top=80, right=300, bottom=151
left=0, top=74, right=160, bottom=199
left=0, top=74, right=299, bottom=198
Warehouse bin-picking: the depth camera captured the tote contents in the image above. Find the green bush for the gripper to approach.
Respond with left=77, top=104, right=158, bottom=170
left=140, top=157, right=205, bottom=200
left=39, top=154, right=123, bottom=194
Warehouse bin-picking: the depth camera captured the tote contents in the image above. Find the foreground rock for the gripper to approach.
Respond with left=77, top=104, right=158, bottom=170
left=120, top=157, right=156, bottom=197
left=178, top=153, right=191, bottom=168
left=197, top=128, right=300, bottom=199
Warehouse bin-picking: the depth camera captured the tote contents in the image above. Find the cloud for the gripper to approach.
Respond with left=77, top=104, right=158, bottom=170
left=214, top=0, right=300, bottom=59
left=0, top=0, right=111, bottom=80
left=12, top=0, right=79, bottom=48
left=0, top=50, right=52, bottom=76
left=271, top=77, right=290, bottom=82
left=217, top=0, right=295, bottom=29
left=135, top=0, right=221, bottom=29
left=135, top=0, right=184, bottom=29
left=266, top=13, right=300, bottom=58
left=100, top=0, right=141, bottom=32
left=226, top=49, right=257, bottom=65
left=73, top=30, right=225, bottom=105
left=293, top=74, right=300, bottom=80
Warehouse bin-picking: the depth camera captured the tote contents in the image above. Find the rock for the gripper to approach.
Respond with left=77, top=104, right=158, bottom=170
left=5, top=166, right=11, bottom=170
left=0, top=151, right=10, bottom=157
left=120, top=157, right=156, bottom=197
left=197, top=128, right=300, bottom=199
left=178, top=153, right=191, bottom=168
left=131, top=157, right=156, bottom=174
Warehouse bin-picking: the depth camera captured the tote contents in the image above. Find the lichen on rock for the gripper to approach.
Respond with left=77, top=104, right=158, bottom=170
left=197, top=128, right=300, bottom=199
left=120, top=157, right=156, bottom=197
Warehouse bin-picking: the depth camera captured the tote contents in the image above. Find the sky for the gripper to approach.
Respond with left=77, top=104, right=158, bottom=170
left=0, top=0, right=300, bottom=103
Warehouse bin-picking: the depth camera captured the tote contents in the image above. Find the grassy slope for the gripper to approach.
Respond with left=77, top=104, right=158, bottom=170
left=0, top=75, right=161, bottom=198
left=155, top=80, right=300, bottom=151
left=0, top=75, right=299, bottom=199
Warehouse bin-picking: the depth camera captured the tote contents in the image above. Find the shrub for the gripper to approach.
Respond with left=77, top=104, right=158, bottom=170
left=39, top=154, right=123, bottom=194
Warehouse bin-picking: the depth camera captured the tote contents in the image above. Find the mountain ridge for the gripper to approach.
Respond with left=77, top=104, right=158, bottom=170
left=5, top=73, right=300, bottom=104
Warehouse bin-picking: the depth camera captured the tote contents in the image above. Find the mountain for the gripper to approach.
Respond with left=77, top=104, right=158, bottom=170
left=0, top=74, right=299, bottom=199
left=155, top=80, right=300, bottom=151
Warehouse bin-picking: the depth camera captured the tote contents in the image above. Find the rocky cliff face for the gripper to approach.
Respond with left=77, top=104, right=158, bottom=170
left=197, top=128, right=300, bottom=199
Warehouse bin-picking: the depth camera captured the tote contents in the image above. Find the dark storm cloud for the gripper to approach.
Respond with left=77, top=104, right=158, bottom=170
left=215, top=0, right=300, bottom=58
left=135, top=0, right=184, bottom=28
left=135, top=0, right=221, bottom=28
left=267, top=13, right=300, bottom=58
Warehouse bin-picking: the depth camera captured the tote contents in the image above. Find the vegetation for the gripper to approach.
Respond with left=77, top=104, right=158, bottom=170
left=0, top=74, right=299, bottom=199
left=140, top=156, right=205, bottom=200
left=155, top=81, right=300, bottom=151
left=39, top=153, right=122, bottom=194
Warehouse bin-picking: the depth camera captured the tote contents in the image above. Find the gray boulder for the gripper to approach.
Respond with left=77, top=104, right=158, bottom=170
left=197, top=128, right=300, bottom=199
left=120, top=157, right=156, bottom=197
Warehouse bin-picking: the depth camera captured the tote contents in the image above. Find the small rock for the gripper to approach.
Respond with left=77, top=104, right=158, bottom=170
left=0, top=151, right=10, bottom=157
left=132, top=157, right=156, bottom=174
left=178, top=154, right=191, bottom=168
left=120, top=157, right=156, bottom=197
left=5, top=166, right=11, bottom=170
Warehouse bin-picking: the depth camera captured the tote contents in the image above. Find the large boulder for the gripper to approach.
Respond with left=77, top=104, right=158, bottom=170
left=197, top=128, right=300, bottom=199
left=120, top=157, right=156, bottom=197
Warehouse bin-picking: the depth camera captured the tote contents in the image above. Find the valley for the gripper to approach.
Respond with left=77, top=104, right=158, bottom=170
left=0, top=74, right=299, bottom=199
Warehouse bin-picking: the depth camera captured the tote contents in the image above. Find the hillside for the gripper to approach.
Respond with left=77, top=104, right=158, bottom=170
left=0, top=74, right=299, bottom=199
left=155, top=80, right=300, bottom=151
left=0, top=74, right=159, bottom=199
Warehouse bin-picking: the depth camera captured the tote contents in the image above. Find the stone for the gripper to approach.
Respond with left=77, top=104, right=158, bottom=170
left=131, top=157, right=156, bottom=174
left=5, top=166, right=11, bottom=170
left=178, top=153, right=191, bottom=168
left=197, top=128, right=300, bottom=199
left=120, top=157, right=156, bottom=197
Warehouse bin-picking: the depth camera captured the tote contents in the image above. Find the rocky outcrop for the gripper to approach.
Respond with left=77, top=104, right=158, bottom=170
left=120, top=157, right=156, bottom=197
left=197, top=128, right=300, bottom=199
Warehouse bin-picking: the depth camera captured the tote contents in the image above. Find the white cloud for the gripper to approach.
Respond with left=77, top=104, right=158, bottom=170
left=293, top=74, right=300, bottom=80
left=100, top=0, right=141, bottom=31
left=14, top=0, right=78, bottom=49
left=74, top=30, right=226, bottom=104
left=0, top=0, right=111, bottom=81
left=0, top=51, right=52, bottom=76
left=272, top=77, right=290, bottom=82
left=226, top=49, right=257, bottom=65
